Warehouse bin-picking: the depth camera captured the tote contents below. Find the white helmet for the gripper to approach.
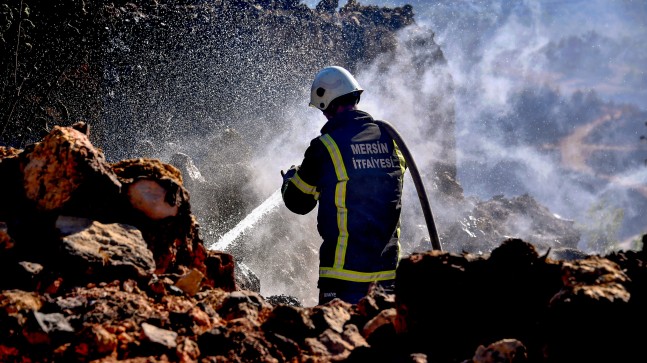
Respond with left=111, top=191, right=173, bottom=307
left=309, top=66, right=363, bottom=111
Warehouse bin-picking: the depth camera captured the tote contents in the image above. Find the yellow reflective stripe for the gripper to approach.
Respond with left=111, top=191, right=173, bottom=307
left=319, top=267, right=396, bottom=282
left=290, top=173, right=320, bottom=199
left=394, top=143, right=404, bottom=260
left=334, top=184, right=348, bottom=268
left=320, top=135, right=348, bottom=181
left=320, top=134, right=349, bottom=269
left=396, top=226, right=402, bottom=262
left=393, top=141, right=406, bottom=174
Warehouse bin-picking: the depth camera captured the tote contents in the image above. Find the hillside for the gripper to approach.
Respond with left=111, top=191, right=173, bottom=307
left=1, top=1, right=646, bottom=362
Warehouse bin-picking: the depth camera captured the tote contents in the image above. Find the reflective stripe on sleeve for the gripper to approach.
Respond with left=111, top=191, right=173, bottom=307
left=290, top=172, right=320, bottom=200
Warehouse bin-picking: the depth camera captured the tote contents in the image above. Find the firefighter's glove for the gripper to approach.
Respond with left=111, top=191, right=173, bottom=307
left=281, top=165, right=298, bottom=184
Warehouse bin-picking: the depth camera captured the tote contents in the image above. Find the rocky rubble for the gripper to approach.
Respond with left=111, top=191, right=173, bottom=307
left=1, top=125, right=646, bottom=363
left=440, top=194, right=582, bottom=255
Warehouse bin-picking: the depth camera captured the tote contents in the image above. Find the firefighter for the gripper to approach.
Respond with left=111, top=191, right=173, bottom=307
left=281, top=66, right=406, bottom=305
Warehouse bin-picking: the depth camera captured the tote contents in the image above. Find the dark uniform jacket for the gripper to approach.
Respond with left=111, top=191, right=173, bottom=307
left=281, top=109, right=406, bottom=287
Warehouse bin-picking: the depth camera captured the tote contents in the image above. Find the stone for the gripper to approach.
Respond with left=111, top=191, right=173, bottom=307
left=141, top=322, right=178, bottom=349
left=127, top=179, right=180, bottom=220
left=22, top=126, right=121, bottom=213
left=174, top=268, right=205, bottom=297
left=56, top=216, right=156, bottom=282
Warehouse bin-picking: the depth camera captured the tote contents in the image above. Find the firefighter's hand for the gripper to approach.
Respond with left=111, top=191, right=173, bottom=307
left=281, top=165, right=298, bottom=183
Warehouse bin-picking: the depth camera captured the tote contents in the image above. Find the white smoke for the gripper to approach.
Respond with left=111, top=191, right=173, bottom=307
left=166, top=0, right=647, bottom=305
left=404, top=0, right=647, bottom=246
left=221, top=0, right=647, bottom=305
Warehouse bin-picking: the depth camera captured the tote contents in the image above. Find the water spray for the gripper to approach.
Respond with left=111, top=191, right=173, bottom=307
left=210, top=188, right=282, bottom=252
left=374, top=119, right=443, bottom=251
left=209, top=120, right=442, bottom=253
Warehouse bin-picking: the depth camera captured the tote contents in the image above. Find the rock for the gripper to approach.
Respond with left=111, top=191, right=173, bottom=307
left=71, top=121, right=90, bottom=136
left=310, top=303, right=352, bottom=335
left=203, top=250, right=237, bottom=292
left=546, top=246, right=589, bottom=260
left=0, top=289, right=43, bottom=319
left=56, top=216, right=156, bottom=283
left=141, top=322, right=178, bottom=349
left=395, top=239, right=646, bottom=362
left=111, top=156, right=236, bottom=291
left=0, top=124, right=238, bottom=295
left=112, top=158, right=185, bottom=222
left=127, top=179, right=180, bottom=220
left=261, top=304, right=317, bottom=342
left=23, top=311, right=74, bottom=345
left=174, top=268, right=205, bottom=296
left=176, top=336, right=201, bottom=362
left=472, top=339, right=528, bottom=363
left=0, top=225, right=646, bottom=362
left=22, top=126, right=121, bottom=214
left=10, top=262, right=44, bottom=291
left=312, top=328, right=354, bottom=358
left=218, top=290, right=272, bottom=322
left=169, top=152, right=206, bottom=191
left=544, top=256, right=632, bottom=362
left=265, top=294, right=302, bottom=307
left=362, top=308, right=396, bottom=339
left=235, top=261, right=261, bottom=293
left=67, top=324, right=118, bottom=362
left=441, top=194, right=581, bottom=254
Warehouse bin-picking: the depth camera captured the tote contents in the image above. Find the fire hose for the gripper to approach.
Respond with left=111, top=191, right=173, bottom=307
left=374, top=119, right=443, bottom=251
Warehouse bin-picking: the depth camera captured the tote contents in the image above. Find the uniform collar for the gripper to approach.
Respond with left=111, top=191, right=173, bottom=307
left=320, top=109, right=373, bottom=134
